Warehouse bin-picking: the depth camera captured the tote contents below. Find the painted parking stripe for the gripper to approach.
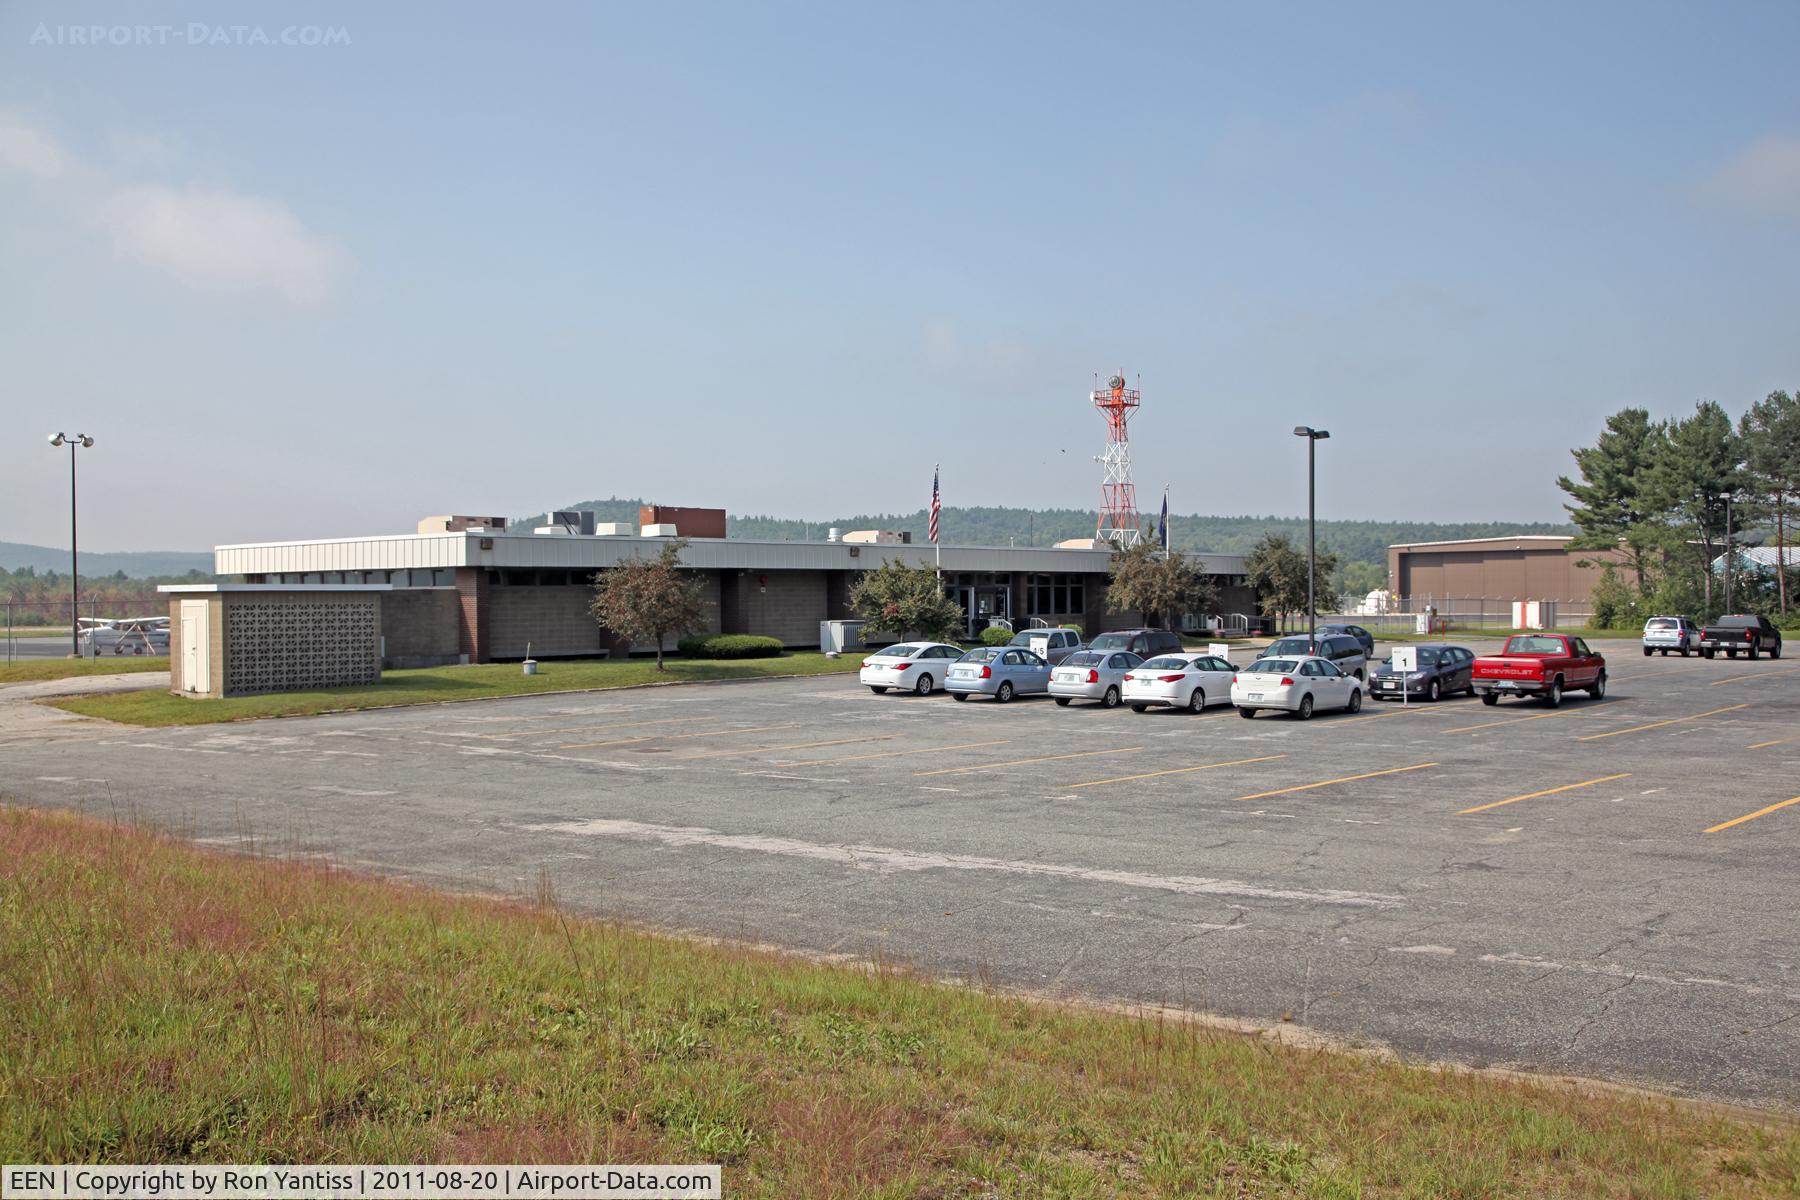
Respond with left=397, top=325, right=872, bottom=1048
left=777, top=739, right=1010, bottom=766
left=1704, top=795, right=1800, bottom=834
left=1458, top=773, right=1632, bottom=815
left=913, top=746, right=1144, bottom=777
left=1575, top=704, right=1749, bottom=742
left=1442, top=709, right=1596, bottom=734
left=1066, top=754, right=1286, bottom=789
left=1748, top=737, right=1796, bottom=750
left=1708, top=670, right=1796, bottom=686
left=1324, top=706, right=1446, bottom=726
left=1232, top=762, right=1437, bottom=802
left=482, top=715, right=718, bottom=739
left=561, top=722, right=800, bottom=749
left=686, top=734, right=895, bottom=760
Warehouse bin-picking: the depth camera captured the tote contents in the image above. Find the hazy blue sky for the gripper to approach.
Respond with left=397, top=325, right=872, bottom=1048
left=3, top=2, right=1798, bottom=550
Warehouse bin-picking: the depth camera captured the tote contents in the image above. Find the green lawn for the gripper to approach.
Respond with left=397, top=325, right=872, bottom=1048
left=0, top=656, right=169, bottom=686
left=52, top=652, right=864, bottom=727
left=2, top=806, right=1795, bottom=1195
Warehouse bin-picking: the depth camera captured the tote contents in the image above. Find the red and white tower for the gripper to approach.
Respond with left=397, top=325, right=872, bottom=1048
left=1092, top=372, right=1142, bottom=548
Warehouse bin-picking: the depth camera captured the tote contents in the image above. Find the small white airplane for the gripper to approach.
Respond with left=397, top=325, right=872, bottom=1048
left=77, top=616, right=171, bottom=656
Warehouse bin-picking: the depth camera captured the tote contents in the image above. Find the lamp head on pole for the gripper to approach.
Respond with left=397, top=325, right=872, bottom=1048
left=79, top=435, right=93, bottom=447
left=49, top=433, right=65, bottom=446
left=1292, top=426, right=1330, bottom=440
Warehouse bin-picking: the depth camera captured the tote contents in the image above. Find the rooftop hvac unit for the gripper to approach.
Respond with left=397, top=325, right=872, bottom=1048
left=641, top=523, right=679, bottom=537
left=552, top=509, right=596, bottom=536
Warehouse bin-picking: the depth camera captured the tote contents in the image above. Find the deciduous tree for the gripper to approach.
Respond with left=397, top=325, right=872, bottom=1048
left=849, top=561, right=966, bottom=644
left=1104, top=540, right=1218, bottom=630
left=590, top=538, right=707, bottom=670
left=1244, top=534, right=1338, bottom=633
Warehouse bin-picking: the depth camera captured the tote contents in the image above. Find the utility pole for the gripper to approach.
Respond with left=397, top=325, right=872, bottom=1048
left=48, top=433, right=94, bottom=657
left=1293, top=427, right=1330, bottom=652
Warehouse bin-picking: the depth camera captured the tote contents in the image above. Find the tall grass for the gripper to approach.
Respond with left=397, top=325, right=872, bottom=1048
left=2, top=806, right=1795, bottom=1196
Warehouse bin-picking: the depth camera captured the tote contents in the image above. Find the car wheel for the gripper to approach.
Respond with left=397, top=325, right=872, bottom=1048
left=1748, top=641, right=1760, bottom=661
left=1544, top=677, right=1563, bottom=708
left=1589, top=671, right=1606, bottom=699
left=1772, top=643, right=1782, bottom=660
left=1702, top=648, right=1714, bottom=659
left=1680, top=646, right=1690, bottom=657
left=1347, top=688, right=1362, bottom=713
left=1643, top=646, right=1653, bottom=657
left=1238, top=706, right=1256, bottom=719
left=1131, top=703, right=1150, bottom=713
left=995, top=681, right=1014, bottom=703
left=1426, top=679, right=1441, bottom=702
left=952, top=692, right=968, bottom=702
left=1102, top=685, right=1121, bottom=708
left=915, top=673, right=934, bottom=696
left=1296, top=694, right=1315, bottom=720
left=1187, top=688, right=1205, bottom=714
left=1054, top=697, right=1071, bottom=706
left=1481, top=692, right=1499, bottom=706
left=869, top=686, right=888, bottom=694
left=1728, top=649, right=1738, bottom=659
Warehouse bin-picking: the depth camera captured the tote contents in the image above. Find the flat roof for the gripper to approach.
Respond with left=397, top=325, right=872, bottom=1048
left=158, top=583, right=394, bottom=593
left=1389, top=535, right=1574, bottom=551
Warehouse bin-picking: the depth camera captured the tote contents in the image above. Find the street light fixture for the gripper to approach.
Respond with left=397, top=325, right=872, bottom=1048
left=48, top=432, right=95, bottom=657
left=1293, top=426, right=1330, bottom=649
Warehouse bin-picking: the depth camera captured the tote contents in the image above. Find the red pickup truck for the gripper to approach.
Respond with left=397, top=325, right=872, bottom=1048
left=1471, top=634, right=1607, bottom=708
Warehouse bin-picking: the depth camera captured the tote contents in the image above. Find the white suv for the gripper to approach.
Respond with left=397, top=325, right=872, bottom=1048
left=1642, top=616, right=1699, bottom=657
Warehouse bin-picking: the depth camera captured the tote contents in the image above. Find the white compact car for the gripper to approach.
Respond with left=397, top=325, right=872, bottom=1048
left=1231, top=654, right=1363, bottom=719
left=859, top=642, right=964, bottom=695
left=1121, top=652, right=1237, bottom=713
left=1048, top=649, right=1142, bottom=708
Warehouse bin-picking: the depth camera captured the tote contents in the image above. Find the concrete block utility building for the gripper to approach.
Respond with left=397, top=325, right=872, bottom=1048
left=215, top=510, right=1255, bottom=665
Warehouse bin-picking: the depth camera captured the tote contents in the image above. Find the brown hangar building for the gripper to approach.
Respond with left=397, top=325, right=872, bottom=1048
left=1387, top=535, right=1616, bottom=625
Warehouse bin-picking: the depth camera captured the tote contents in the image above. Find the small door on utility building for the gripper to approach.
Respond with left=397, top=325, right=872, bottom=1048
left=180, top=600, right=210, bottom=694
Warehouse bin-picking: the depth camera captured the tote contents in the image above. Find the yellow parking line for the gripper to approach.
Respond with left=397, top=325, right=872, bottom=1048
left=1709, top=670, right=1795, bottom=687
left=1576, top=704, right=1749, bottom=742
left=1705, top=795, right=1800, bottom=834
left=1232, top=762, right=1437, bottom=802
left=913, top=746, right=1144, bottom=777
left=1442, top=709, right=1593, bottom=734
left=1458, top=773, right=1633, bottom=815
left=561, top=722, right=800, bottom=750
left=481, top=715, right=718, bottom=740
left=686, top=735, right=895, bottom=760
left=1748, top=737, right=1796, bottom=750
left=1325, top=705, right=1445, bottom=726
left=777, top=739, right=1010, bottom=766
left=1066, top=754, right=1286, bottom=790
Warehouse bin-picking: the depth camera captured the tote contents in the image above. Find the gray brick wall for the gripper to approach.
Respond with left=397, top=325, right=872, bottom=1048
left=380, top=588, right=462, bottom=665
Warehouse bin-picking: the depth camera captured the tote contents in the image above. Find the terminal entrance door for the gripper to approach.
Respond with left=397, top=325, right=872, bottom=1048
left=951, top=584, right=1010, bottom=639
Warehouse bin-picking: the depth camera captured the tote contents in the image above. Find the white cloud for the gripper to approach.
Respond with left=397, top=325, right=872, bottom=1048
left=100, top=185, right=350, bottom=305
left=0, top=111, right=67, bottom=178
left=1700, top=135, right=1800, bottom=219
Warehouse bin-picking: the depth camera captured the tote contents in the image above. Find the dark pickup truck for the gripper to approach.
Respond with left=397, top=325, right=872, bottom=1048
left=1698, top=614, right=1784, bottom=660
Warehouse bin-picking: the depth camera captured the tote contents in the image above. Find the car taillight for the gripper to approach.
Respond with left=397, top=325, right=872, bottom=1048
left=1123, top=673, right=1135, bottom=681
left=1280, top=676, right=1295, bottom=686
left=892, top=662, right=911, bottom=671
left=1087, top=669, right=1099, bottom=683
left=860, top=660, right=871, bottom=668
left=980, top=665, right=992, bottom=679
left=1158, top=674, right=1185, bottom=683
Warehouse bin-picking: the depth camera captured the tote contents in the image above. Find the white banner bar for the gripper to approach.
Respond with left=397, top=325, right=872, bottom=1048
left=2, top=1166, right=721, bottom=1200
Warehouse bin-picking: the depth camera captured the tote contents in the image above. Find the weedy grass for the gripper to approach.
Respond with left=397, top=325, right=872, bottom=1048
left=48, top=652, right=864, bottom=726
left=0, top=656, right=168, bottom=685
left=2, top=806, right=1796, bottom=1196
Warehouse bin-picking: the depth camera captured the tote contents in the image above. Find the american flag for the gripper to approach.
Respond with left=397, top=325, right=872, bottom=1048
left=929, top=466, right=941, bottom=544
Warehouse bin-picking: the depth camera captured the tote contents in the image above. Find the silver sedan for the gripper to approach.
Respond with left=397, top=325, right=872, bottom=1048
left=1049, top=650, right=1143, bottom=708
left=947, top=646, right=1051, bottom=702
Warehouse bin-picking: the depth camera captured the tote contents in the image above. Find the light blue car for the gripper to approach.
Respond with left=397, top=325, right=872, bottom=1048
left=947, top=645, right=1051, bottom=702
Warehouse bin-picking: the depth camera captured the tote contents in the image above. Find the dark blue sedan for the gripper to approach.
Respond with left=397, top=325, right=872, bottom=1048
left=1368, top=643, right=1477, bottom=702
left=1314, top=622, right=1376, bottom=658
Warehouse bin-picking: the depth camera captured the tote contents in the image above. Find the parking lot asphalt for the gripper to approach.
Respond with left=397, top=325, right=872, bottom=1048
left=5, top=636, right=1799, bottom=1109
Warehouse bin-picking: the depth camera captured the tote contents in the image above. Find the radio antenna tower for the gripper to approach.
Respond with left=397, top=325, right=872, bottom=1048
left=1092, top=371, right=1142, bottom=548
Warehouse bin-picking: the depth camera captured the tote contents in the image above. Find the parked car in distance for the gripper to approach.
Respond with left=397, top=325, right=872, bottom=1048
left=1087, top=628, right=1184, bottom=658
left=1231, top=654, right=1363, bottom=719
left=1121, top=652, right=1237, bottom=713
left=859, top=642, right=965, bottom=695
left=1698, top=614, right=1783, bottom=660
left=1368, top=644, right=1476, bottom=702
left=1049, top=649, right=1142, bottom=708
left=1642, top=616, right=1701, bottom=657
left=1007, top=627, right=1083, bottom=665
left=1471, top=634, right=1606, bottom=707
left=1266, top=634, right=1368, bottom=682
left=946, top=645, right=1050, bottom=702
left=1315, top=622, right=1376, bottom=658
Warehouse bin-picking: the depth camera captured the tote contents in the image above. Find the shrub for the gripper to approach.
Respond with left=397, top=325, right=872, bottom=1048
left=980, top=626, right=1014, bottom=647
left=677, top=634, right=785, bottom=659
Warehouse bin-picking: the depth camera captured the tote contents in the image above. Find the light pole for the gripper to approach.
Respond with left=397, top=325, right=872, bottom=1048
left=1293, top=426, right=1330, bottom=647
left=48, top=433, right=94, bottom=657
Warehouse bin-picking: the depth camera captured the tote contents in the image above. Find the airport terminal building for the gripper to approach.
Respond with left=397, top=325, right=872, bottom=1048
left=216, top=509, right=1256, bottom=665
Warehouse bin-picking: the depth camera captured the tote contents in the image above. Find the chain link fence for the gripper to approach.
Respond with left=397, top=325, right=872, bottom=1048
left=4, top=597, right=169, bottom=664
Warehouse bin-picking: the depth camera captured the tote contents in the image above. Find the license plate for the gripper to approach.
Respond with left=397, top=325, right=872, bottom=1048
left=1494, top=681, right=1519, bottom=690
left=951, top=669, right=973, bottom=679
left=1247, top=693, right=1263, bottom=700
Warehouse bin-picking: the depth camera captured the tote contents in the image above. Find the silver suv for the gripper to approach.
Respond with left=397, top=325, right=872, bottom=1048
left=1642, top=615, right=1699, bottom=657
left=1266, top=634, right=1369, bottom=682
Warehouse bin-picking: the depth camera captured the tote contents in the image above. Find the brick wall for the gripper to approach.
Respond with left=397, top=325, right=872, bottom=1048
left=720, top=570, right=825, bottom=646
left=379, top=588, right=462, bottom=666
left=488, top=574, right=722, bottom=659
left=454, top=568, right=488, bottom=662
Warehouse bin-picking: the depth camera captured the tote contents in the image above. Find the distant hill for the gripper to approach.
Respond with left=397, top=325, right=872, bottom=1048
left=521, top=499, right=1572, bottom=567
left=0, top=541, right=213, bottom=577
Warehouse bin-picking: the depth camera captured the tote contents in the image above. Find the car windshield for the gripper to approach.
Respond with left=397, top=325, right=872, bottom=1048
left=877, top=644, right=923, bottom=658
left=1504, top=636, right=1566, bottom=654
left=1088, top=634, right=1128, bottom=650
left=1245, top=658, right=1298, bottom=674
left=960, top=647, right=1001, bottom=663
left=1645, top=619, right=1676, bottom=630
left=1140, top=656, right=1190, bottom=670
left=1267, top=638, right=1314, bottom=655
left=1064, top=651, right=1104, bottom=666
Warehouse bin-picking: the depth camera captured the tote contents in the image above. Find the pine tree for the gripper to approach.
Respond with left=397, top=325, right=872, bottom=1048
left=1740, top=390, right=1800, bottom=615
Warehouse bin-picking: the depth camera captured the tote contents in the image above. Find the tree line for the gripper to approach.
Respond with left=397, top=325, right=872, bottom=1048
left=2, top=565, right=213, bottom=625
left=1559, top=392, right=1800, bottom=624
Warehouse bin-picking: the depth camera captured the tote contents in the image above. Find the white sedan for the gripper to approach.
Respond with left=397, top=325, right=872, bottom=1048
left=860, top=642, right=965, bottom=695
left=1121, top=652, right=1237, bottom=713
left=1231, top=654, right=1363, bottom=719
